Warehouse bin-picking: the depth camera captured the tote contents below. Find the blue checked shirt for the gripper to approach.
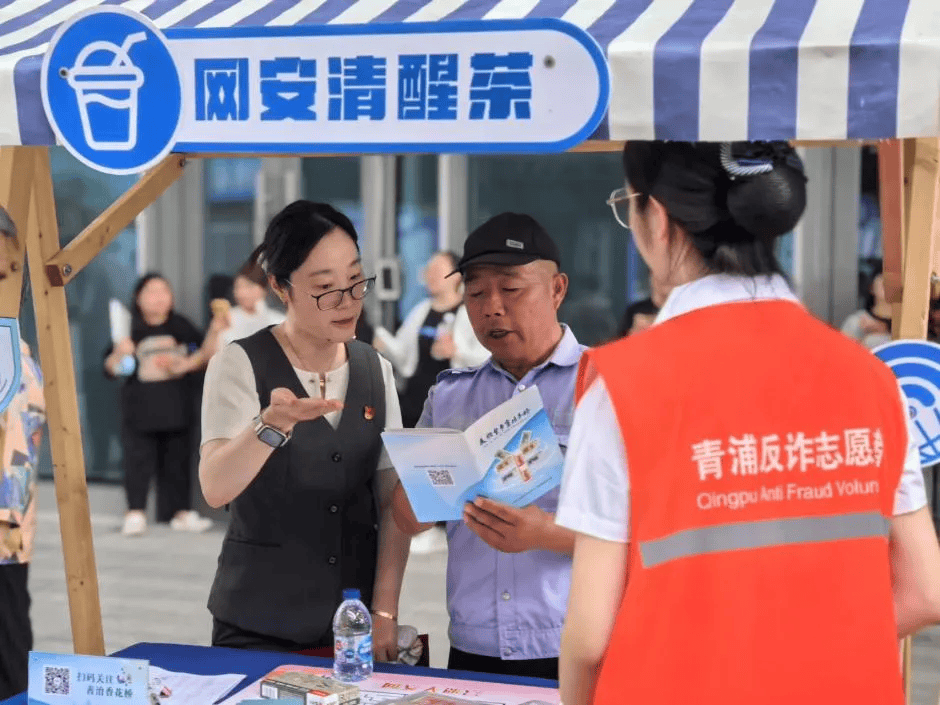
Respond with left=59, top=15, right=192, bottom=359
left=416, top=325, right=585, bottom=660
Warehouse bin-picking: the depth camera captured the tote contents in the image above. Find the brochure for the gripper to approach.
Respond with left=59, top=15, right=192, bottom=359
left=382, top=386, right=564, bottom=522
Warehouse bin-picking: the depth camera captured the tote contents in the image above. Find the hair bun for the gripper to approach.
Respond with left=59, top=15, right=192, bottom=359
left=722, top=142, right=807, bottom=239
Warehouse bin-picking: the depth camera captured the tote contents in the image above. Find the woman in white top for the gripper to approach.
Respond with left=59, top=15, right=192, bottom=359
left=220, top=260, right=285, bottom=346
left=555, top=141, right=940, bottom=705
left=200, top=200, right=409, bottom=658
left=374, top=251, right=490, bottom=428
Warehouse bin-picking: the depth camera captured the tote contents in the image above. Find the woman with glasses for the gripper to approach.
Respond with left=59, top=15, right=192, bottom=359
left=557, top=142, right=940, bottom=705
left=199, top=200, right=410, bottom=659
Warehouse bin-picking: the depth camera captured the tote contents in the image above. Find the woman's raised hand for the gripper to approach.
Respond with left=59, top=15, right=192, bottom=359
left=262, top=387, right=344, bottom=434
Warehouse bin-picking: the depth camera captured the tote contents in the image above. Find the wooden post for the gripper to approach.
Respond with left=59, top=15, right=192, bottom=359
left=893, top=136, right=940, bottom=705
left=0, top=148, right=36, bottom=317
left=896, top=138, right=939, bottom=341
left=45, top=154, right=186, bottom=286
left=26, top=148, right=105, bottom=655
left=879, top=140, right=905, bottom=306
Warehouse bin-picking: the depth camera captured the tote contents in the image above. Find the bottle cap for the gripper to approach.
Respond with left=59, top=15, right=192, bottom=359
left=342, top=588, right=360, bottom=601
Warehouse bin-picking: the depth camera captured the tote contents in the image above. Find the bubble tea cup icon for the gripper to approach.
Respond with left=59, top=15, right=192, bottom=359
left=64, top=32, right=147, bottom=151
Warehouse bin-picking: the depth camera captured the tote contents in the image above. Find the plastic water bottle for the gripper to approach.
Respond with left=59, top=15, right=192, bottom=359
left=333, top=588, right=373, bottom=682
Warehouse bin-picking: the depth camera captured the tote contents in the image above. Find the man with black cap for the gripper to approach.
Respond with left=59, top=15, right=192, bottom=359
left=392, top=212, right=585, bottom=680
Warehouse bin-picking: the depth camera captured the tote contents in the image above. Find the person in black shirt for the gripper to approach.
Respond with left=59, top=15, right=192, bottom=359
left=104, top=273, right=221, bottom=536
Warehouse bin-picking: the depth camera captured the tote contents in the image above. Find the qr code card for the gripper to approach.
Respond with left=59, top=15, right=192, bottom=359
left=43, top=666, right=71, bottom=696
left=29, top=652, right=149, bottom=704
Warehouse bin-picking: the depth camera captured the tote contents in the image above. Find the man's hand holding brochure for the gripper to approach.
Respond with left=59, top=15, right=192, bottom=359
left=382, top=387, right=564, bottom=523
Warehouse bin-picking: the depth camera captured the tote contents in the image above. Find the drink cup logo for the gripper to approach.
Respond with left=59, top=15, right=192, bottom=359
left=42, top=7, right=182, bottom=175
left=65, top=32, right=146, bottom=151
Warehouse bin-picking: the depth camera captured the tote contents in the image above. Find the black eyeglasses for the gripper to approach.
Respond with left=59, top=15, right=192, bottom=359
left=291, top=276, right=376, bottom=311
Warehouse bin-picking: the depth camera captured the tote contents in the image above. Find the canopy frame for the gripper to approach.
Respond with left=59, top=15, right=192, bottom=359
left=0, top=136, right=933, bottom=703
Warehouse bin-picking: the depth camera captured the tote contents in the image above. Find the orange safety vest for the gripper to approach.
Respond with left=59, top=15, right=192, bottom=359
left=578, top=299, right=906, bottom=705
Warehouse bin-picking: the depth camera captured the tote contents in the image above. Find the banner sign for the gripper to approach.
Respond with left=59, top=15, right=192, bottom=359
left=41, top=7, right=610, bottom=175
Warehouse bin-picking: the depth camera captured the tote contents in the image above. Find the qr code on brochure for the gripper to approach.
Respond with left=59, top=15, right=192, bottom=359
left=43, top=665, right=71, bottom=696
left=427, top=468, right=455, bottom=487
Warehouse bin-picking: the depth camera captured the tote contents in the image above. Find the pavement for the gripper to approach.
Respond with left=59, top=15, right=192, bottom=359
left=27, top=479, right=940, bottom=703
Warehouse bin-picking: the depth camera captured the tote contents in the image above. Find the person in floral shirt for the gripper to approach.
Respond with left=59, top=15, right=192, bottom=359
left=0, top=342, right=45, bottom=564
left=0, top=205, right=46, bottom=699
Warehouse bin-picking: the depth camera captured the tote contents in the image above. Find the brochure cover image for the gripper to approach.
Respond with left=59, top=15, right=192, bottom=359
left=382, top=387, right=564, bottom=522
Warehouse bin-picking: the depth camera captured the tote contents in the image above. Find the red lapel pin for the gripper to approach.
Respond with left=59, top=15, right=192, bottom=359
left=363, top=405, right=375, bottom=421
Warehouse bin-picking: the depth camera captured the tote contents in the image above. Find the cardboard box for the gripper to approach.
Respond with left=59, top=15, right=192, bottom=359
left=259, top=671, right=359, bottom=705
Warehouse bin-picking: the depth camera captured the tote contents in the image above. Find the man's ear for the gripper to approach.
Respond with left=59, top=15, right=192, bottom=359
left=552, top=272, right=569, bottom=310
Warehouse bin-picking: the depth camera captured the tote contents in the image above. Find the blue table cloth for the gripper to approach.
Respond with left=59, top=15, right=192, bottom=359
left=0, top=642, right=557, bottom=704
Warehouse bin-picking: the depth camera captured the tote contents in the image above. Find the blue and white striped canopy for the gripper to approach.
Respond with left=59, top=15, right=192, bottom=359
left=1, top=0, right=939, bottom=146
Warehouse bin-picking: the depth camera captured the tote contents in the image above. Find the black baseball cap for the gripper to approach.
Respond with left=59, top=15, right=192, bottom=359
left=450, top=212, right=561, bottom=276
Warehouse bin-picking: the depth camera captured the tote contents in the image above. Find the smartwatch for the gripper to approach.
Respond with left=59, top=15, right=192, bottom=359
left=253, top=414, right=291, bottom=448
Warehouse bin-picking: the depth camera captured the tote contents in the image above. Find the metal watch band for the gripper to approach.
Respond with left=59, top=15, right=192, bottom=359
left=253, top=413, right=290, bottom=448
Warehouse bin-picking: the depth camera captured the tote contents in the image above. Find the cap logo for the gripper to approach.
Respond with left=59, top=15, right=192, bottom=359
left=506, top=239, right=524, bottom=250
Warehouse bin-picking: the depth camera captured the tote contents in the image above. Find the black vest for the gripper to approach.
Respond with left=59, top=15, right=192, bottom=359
left=207, top=330, right=386, bottom=645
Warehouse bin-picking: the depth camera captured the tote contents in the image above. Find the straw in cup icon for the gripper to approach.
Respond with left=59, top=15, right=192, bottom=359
left=64, top=32, right=147, bottom=151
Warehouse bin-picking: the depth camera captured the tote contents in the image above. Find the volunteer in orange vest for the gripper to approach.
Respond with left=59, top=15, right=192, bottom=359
left=556, top=140, right=940, bottom=705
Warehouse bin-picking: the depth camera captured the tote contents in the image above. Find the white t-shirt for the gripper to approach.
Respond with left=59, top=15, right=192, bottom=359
left=221, top=301, right=285, bottom=346
left=555, top=274, right=928, bottom=543
left=202, top=340, right=402, bottom=471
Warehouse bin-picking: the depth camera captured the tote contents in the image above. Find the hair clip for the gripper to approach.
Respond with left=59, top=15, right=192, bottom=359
left=720, top=143, right=774, bottom=179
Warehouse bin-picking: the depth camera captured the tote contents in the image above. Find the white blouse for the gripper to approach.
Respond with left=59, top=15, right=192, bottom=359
left=202, top=341, right=402, bottom=471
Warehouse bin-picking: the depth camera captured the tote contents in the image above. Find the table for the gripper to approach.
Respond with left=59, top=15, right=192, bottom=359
left=1, top=642, right=558, bottom=704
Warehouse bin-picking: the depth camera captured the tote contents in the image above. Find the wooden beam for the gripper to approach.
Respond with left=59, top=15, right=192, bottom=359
left=893, top=137, right=940, bottom=705
left=45, top=154, right=186, bottom=286
left=0, top=148, right=36, bottom=318
left=903, top=139, right=918, bottom=259
left=184, top=152, right=346, bottom=159
left=896, top=138, right=940, bottom=340
left=789, top=139, right=876, bottom=149
left=891, top=139, right=920, bottom=340
left=879, top=141, right=905, bottom=304
left=26, top=148, right=105, bottom=655
left=884, top=139, right=940, bottom=705
left=568, top=140, right=623, bottom=153
left=180, top=139, right=873, bottom=162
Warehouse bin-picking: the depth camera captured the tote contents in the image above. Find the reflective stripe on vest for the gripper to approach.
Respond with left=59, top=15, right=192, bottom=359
left=639, top=511, right=890, bottom=569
